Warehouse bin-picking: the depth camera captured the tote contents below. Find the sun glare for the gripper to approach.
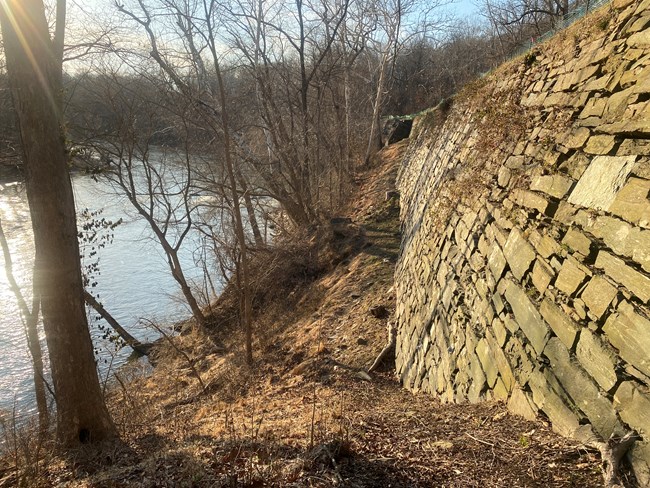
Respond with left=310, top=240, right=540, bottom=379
left=0, top=0, right=59, bottom=115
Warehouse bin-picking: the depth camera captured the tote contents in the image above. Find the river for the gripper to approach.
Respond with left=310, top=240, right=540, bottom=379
left=0, top=168, right=211, bottom=420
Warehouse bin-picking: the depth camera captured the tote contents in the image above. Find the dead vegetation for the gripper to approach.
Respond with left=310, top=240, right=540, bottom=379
left=0, top=142, right=607, bottom=487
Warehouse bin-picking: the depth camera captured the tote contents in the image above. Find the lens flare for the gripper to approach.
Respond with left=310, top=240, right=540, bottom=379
left=0, top=0, right=60, bottom=117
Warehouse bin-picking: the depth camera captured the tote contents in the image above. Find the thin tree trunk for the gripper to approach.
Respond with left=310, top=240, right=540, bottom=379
left=0, top=0, right=117, bottom=445
left=235, top=167, right=264, bottom=248
left=168, top=248, right=207, bottom=329
left=364, top=55, right=389, bottom=165
left=204, top=1, right=254, bottom=364
left=0, top=220, right=48, bottom=433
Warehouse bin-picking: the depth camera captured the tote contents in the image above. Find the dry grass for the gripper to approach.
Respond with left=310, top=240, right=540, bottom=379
left=0, top=143, right=607, bottom=487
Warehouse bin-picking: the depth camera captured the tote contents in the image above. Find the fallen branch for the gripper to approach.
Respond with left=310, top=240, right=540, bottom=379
left=83, top=290, right=152, bottom=356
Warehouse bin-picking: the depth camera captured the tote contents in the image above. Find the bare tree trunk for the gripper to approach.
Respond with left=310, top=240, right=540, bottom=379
left=364, top=55, right=389, bottom=165
left=235, top=167, right=264, bottom=248
left=0, top=220, right=48, bottom=433
left=204, top=0, right=254, bottom=364
left=0, top=0, right=117, bottom=446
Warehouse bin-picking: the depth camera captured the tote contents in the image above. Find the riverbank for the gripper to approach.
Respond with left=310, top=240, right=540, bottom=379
left=1, top=141, right=608, bottom=487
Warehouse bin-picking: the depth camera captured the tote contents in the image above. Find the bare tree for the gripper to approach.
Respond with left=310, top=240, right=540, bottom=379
left=480, top=0, right=575, bottom=55
left=363, top=0, right=449, bottom=163
left=0, top=0, right=117, bottom=445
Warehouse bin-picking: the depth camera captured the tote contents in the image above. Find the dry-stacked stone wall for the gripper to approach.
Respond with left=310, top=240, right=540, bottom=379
left=394, top=0, right=650, bottom=482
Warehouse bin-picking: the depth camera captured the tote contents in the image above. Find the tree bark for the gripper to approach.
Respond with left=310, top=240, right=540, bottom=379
left=0, top=0, right=117, bottom=445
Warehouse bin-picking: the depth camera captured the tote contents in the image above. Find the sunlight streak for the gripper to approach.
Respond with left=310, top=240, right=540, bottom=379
left=0, top=0, right=61, bottom=118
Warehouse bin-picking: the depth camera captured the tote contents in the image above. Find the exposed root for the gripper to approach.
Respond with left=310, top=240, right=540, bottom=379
left=592, top=431, right=639, bottom=487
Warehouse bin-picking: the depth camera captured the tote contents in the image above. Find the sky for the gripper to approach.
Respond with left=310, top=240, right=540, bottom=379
left=79, top=0, right=484, bottom=23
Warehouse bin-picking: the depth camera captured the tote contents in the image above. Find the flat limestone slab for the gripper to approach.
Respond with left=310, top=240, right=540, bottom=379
left=567, top=155, right=637, bottom=210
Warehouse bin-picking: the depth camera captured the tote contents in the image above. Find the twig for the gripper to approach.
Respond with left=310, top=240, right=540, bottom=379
left=465, top=433, right=496, bottom=447
left=141, top=318, right=206, bottom=391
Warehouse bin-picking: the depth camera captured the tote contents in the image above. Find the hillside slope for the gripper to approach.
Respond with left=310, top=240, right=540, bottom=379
left=11, top=142, right=607, bottom=488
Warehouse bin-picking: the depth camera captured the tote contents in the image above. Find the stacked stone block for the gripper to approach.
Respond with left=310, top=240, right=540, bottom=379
left=394, top=0, right=650, bottom=482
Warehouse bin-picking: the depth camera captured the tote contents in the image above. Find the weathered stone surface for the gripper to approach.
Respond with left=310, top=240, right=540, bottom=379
left=503, top=229, right=536, bottom=281
left=635, top=0, right=650, bottom=15
left=504, top=336, right=534, bottom=384
left=560, top=152, right=591, bottom=180
left=532, top=259, right=555, bottom=294
left=528, top=369, right=580, bottom=438
left=504, top=316, right=519, bottom=334
left=540, top=299, right=579, bottom=350
left=632, top=159, right=650, bottom=180
left=497, top=167, right=512, bottom=187
left=476, top=339, right=498, bottom=388
left=492, top=377, right=509, bottom=400
left=505, top=155, right=525, bottom=169
left=614, top=381, right=650, bottom=436
left=531, top=174, right=574, bottom=199
left=603, top=302, right=650, bottom=377
left=628, top=15, right=650, bottom=33
left=608, top=176, right=650, bottom=229
left=576, top=330, right=618, bottom=391
left=505, top=282, right=550, bottom=355
left=492, top=318, right=508, bottom=347
left=567, top=155, right=637, bottom=210
left=595, top=251, right=650, bottom=302
left=492, top=293, right=505, bottom=315
left=582, top=215, right=650, bottom=272
left=555, top=257, right=588, bottom=296
left=468, top=353, right=487, bottom=403
left=584, top=135, right=616, bottom=155
left=534, top=234, right=561, bottom=259
left=630, top=441, right=650, bottom=488
left=580, top=276, right=618, bottom=319
left=618, top=139, right=650, bottom=157
left=574, top=299, right=587, bottom=320
left=507, top=386, right=538, bottom=421
left=604, top=86, right=637, bottom=118
left=488, top=243, right=507, bottom=281
left=486, top=330, right=515, bottom=392
left=628, top=30, right=650, bottom=48
left=513, top=189, right=550, bottom=214
left=562, top=228, right=592, bottom=256
left=580, top=97, right=607, bottom=118
left=543, top=338, right=622, bottom=439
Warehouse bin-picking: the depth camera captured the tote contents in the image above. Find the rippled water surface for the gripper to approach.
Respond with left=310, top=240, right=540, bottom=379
left=0, top=171, right=208, bottom=418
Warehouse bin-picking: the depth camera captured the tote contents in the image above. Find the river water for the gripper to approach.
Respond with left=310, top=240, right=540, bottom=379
left=0, top=170, right=210, bottom=419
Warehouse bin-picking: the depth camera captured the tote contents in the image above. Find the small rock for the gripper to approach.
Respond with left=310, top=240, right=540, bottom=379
left=497, top=167, right=512, bottom=187
left=357, top=337, right=368, bottom=346
left=369, top=305, right=389, bottom=319
left=386, top=190, right=400, bottom=201
left=355, top=371, right=372, bottom=381
left=330, top=217, right=352, bottom=225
